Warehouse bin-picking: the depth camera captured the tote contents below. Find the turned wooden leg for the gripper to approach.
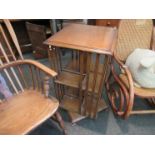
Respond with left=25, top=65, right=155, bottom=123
left=44, top=76, right=50, bottom=98
left=44, top=75, right=66, bottom=134
left=54, top=111, right=67, bottom=135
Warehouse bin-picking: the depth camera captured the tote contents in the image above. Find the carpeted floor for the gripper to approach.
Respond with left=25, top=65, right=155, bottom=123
left=24, top=52, right=155, bottom=135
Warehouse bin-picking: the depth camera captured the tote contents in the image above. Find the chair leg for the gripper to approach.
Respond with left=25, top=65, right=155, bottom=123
left=54, top=111, right=67, bottom=135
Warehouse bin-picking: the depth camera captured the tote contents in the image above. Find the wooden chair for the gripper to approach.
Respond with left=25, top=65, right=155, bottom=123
left=106, top=19, right=155, bottom=118
left=0, top=19, right=66, bottom=134
left=26, top=22, right=48, bottom=59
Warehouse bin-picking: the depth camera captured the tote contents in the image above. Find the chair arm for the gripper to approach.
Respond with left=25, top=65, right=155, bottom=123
left=0, top=59, right=57, bottom=77
left=110, top=53, right=135, bottom=117
left=113, top=53, right=134, bottom=92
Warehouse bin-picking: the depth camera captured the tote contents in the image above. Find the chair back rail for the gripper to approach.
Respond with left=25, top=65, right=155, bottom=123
left=0, top=20, right=49, bottom=100
left=0, top=26, right=28, bottom=88
left=3, top=19, right=24, bottom=60
left=0, top=59, right=19, bottom=94
left=0, top=60, right=50, bottom=100
left=0, top=42, right=24, bottom=91
left=0, top=25, right=16, bottom=61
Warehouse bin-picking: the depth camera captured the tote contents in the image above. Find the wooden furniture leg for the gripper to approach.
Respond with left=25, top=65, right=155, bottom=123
left=54, top=111, right=67, bottom=134
left=44, top=76, right=66, bottom=134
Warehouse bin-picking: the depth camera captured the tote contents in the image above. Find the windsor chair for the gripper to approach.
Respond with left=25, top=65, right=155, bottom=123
left=106, top=19, right=155, bottom=118
left=0, top=19, right=66, bottom=134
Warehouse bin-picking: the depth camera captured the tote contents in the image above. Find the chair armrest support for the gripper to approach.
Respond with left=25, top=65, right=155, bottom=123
left=107, top=53, right=135, bottom=118
left=0, top=59, right=57, bottom=77
left=113, top=53, right=134, bottom=91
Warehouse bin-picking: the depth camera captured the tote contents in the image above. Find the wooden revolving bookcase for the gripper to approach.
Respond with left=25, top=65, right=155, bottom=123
left=44, top=24, right=117, bottom=123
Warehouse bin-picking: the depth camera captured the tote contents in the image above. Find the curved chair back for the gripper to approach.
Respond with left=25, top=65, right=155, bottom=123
left=116, top=19, right=153, bottom=61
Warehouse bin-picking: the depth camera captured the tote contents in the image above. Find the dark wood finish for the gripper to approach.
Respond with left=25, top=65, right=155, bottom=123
left=96, top=19, right=120, bottom=28
left=0, top=19, right=32, bottom=53
left=26, top=22, right=48, bottom=59
left=0, top=19, right=52, bottom=54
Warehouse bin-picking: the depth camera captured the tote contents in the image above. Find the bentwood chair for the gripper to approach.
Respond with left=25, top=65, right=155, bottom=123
left=0, top=19, right=66, bottom=134
left=106, top=19, right=155, bottom=118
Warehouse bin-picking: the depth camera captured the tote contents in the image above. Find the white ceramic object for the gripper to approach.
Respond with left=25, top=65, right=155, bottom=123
left=125, top=48, right=155, bottom=88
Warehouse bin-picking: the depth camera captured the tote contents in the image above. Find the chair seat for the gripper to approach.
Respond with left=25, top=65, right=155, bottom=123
left=119, top=74, right=155, bottom=97
left=0, top=90, right=59, bottom=135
